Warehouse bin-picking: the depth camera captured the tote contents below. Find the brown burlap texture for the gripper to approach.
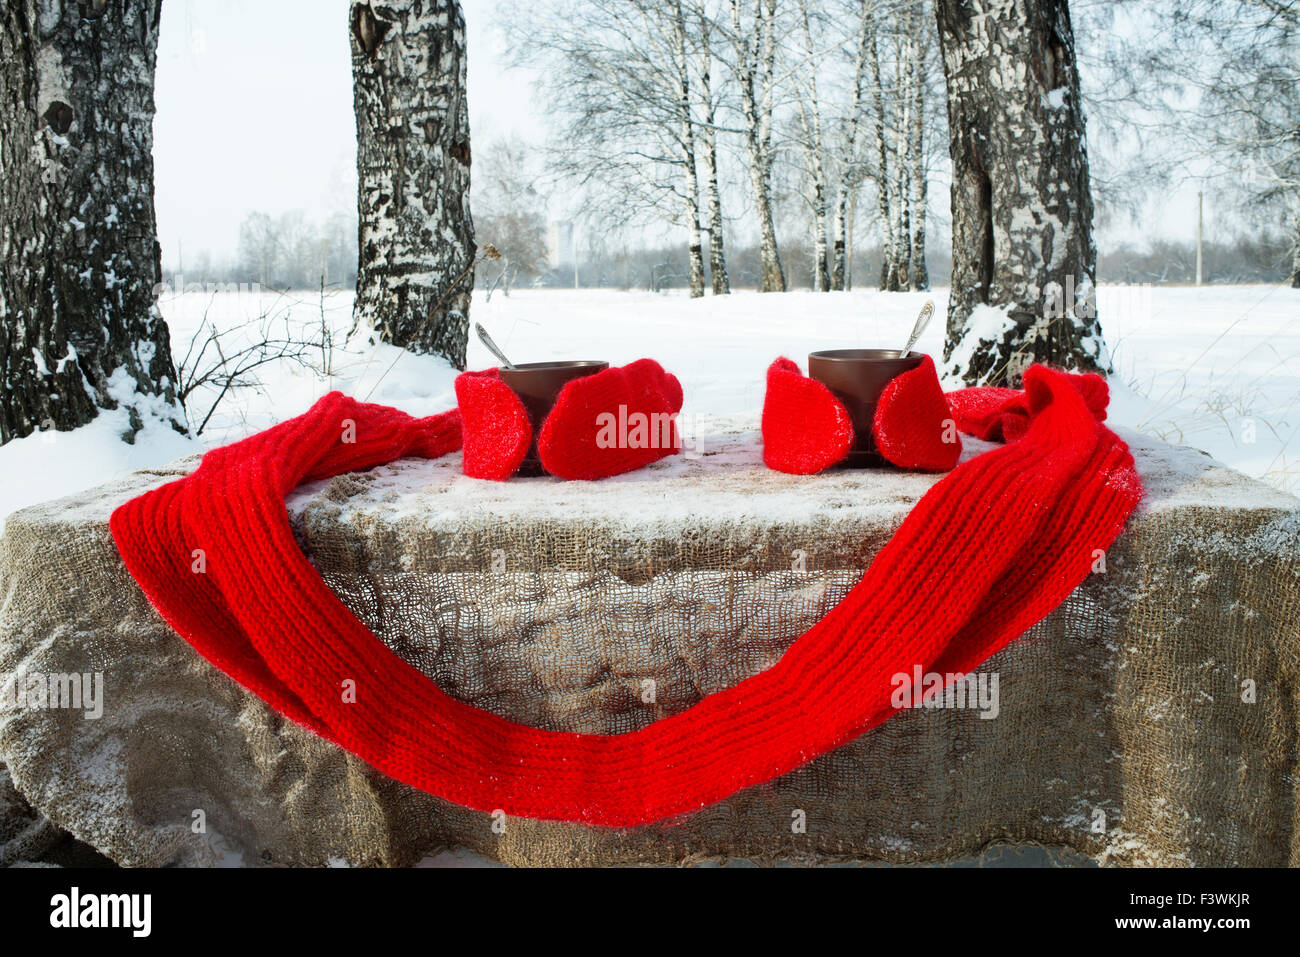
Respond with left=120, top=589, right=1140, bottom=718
left=1, top=428, right=1297, bottom=867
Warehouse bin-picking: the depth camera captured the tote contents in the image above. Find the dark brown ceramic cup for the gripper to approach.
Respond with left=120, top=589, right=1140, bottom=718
left=807, top=349, right=924, bottom=468
left=498, top=361, right=609, bottom=476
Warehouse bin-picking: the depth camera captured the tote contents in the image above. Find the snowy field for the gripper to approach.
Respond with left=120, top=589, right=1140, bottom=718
left=1, top=283, right=1298, bottom=532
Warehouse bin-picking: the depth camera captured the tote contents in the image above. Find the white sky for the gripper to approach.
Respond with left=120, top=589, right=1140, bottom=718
left=154, top=0, right=538, bottom=265
left=153, top=0, right=1203, bottom=269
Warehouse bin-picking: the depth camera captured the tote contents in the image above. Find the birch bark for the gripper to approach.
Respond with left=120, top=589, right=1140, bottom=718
left=730, top=0, right=785, bottom=292
left=0, top=0, right=183, bottom=445
left=350, top=0, right=475, bottom=368
left=895, top=29, right=915, bottom=289
left=795, top=5, right=831, bottom=291
left=671, top=0, right=707, bottom=298
left=909, top=3, right=931, bottom=290
left=936, top=0, right=1109, bottom=385
left=867, top=18, right=897, bottom=291
left=696, top=21, right=731, bottom=295
left=832, top=0, right=874, bottom=292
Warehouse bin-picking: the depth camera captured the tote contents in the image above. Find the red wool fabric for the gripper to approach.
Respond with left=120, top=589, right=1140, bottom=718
left=539, top=358, right=683, bottom=480
left=760, top=357, right=854, bottom=474
left=110, top=366, right=1142, bottom=827
left=453, top=369, right=532, bottom=480
left=947, top=371, right=1109, bottom=442
left=454, top=358, right=683, bottom=481
left=762, top=357, right=1110, bottom=473
left=871, top=355, right=962, bottom=471
left=762, top=354, right=958, bottom=473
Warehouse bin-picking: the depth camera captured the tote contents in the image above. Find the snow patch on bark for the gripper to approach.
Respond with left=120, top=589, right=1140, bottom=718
left=943, top=303, right=1016, bottom=382
left=33, top=44, right=68, bottom=117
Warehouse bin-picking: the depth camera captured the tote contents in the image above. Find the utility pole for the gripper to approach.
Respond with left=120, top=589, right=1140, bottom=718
left=1195, top=191, right=1204, bottom=286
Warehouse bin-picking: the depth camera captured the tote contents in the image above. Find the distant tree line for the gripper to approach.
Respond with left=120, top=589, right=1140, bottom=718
left=171, top=208, right=1291, bottom=294
left=1085, top=0, right=1300, bottom=288
left=160, top=210, right=360, bottom=292
left=1099, top=233, right=1296, bottom=286
left=512, top=239, right=948, bottom=292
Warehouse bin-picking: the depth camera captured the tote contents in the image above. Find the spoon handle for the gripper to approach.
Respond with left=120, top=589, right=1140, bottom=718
left=902, top=301, right=934, bottom=356
left=475, top=323, right=516, bottom=370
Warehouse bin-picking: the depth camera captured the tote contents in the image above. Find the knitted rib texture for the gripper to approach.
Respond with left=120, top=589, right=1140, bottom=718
left=110, top=365, right=1142, bottom=827
left=946, top=371, right=1109, bottom=442
left=454, top=369, right=532, bottom=480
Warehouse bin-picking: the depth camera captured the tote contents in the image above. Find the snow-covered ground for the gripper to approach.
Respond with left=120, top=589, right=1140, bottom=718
left=1, top=283, right=1297, bottom=533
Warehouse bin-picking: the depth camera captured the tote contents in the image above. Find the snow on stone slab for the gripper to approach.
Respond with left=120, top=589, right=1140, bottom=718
left=3, top=284, right=1299, bottom=538
left=8, top=422, right=1295, bottom=549
left=284, top=426, right=1299, bottom=535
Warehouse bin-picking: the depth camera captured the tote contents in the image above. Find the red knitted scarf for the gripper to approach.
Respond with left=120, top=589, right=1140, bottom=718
left=109, top=364, right=1142, bottom=827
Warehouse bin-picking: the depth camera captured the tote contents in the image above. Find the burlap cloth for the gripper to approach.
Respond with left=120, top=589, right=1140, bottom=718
left=1, top=428, right=1296, bottom=867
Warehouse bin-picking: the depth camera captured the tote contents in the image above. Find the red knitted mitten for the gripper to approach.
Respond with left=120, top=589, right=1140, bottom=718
left=763, top=355, right=957, bottom=473
left=761, top=357, right=854, bottom=474
left=872, top=355, right=962, bottom=471
left=453, top=369, right=532, bottom=480
left=539, top=358, right=683, bottom=480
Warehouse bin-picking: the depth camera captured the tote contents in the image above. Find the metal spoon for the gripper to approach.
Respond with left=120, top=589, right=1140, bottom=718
left=900, top=301, right=934, bottom=356
left=475, top=322, right=516, bottom=370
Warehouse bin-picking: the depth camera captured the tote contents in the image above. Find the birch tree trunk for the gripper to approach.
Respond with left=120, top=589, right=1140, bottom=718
left=832, top=0, right=873, bottom=292
left=846, top=189, right=858, bottom=289
left=867, top=22, right=898, bottom=291
left=696, top=14, right=730, bottom=295
left=812, top=185, right=831, bottom=293
left=350, top=0, right=474, bottom=368
left=796, top=4, right=831, bottom=292
left=831, top=189, right=850, bottom=291
left=0, top=0, right=183, bottom=446
left=699, top=103, right=731, bottom=296
left=910, top=5, right=931, bottom=291
left=671, top=0, right=707, bottom=298
left=895, top=31, right=915, bottom=290
left=935, top=0, right=1109, bottom=386
left=731, top=0, right=785, bottom=292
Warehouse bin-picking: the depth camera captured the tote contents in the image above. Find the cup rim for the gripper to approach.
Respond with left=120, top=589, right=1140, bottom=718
left=808, top=349, right=922, bottom=362
left=498, top=360, right=609, bottom=374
